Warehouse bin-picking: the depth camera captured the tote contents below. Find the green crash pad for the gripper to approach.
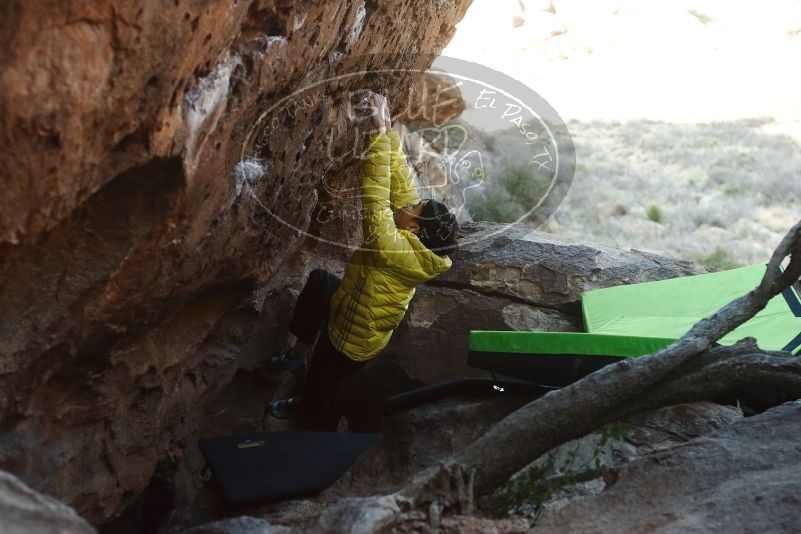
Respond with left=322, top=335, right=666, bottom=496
left=467, top=263, right=800, bottom=385
left=467, top=331, right=676, bottom=387
left=468, top=331, right=675, bottom=357
left=582, top=263, right=801, bottom=354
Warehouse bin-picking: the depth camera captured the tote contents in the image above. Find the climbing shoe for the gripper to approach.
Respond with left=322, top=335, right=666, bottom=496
left=267, top=397, right=302, bottom=420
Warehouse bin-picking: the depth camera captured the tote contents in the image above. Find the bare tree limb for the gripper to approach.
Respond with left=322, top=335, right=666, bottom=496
left=618, top=340, right=801, bottom=417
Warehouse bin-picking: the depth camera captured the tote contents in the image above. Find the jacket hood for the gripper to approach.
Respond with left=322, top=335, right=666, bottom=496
left=398, top=228, right=453, bottom=281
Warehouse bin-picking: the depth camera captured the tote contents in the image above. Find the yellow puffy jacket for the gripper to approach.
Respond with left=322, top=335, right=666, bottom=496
left=326, top=130, right=453, bottom=361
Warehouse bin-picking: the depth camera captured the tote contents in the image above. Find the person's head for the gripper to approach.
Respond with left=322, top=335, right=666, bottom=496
left=393, top=199, right=459, bottom=256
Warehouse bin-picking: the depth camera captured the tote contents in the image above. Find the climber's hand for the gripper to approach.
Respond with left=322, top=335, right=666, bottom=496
left=369, top=93, right=391, bottom=134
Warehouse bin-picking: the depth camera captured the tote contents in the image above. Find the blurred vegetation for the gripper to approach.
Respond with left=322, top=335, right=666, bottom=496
left=646, top=204, right=664, bottom=224
left=691, top=246, right=742, bottom=271
left=480, top=130, right=497, bottom=152
left=468, top=164, right=551, bottom=223
left=452, top=118, right=798, bottom=268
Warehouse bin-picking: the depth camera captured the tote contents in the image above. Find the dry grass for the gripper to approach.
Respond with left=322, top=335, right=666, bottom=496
left=468, top=118, right=801, bottom=268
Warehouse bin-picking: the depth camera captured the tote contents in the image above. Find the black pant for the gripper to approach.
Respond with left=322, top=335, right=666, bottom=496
left=289, top=268, right=367, bottom=431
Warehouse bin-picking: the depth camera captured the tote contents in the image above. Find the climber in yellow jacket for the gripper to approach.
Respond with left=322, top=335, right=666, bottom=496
left=267, top=93, right=459, bottom=428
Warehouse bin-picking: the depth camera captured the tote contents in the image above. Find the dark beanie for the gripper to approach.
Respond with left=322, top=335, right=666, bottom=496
left=417, top=199, right=459, bottom=256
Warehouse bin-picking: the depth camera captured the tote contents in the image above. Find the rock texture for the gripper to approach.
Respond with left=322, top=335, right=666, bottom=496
left=244, top=400, right=774, bottom=534
left=325, top=401, right=745, bottom=522
left=485, top=402, right=743, bottom=518
left=438, top=222, right=707, bottom=311
left=183, top=516, right=289, bottom=534
left=397, top=71, right=466, bottom=127
left=530, top=401, right=801, bottom=533
left=0, top=469, right=95, bottom=534
left=0, top=0, right=474, bottom=525
left=380, top=284, right=579, bottom=384
left=327, top=395, right=532, bottom=499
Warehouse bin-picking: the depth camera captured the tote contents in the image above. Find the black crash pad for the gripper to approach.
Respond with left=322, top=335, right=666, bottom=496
left=198, top=431, right=379, bottom=505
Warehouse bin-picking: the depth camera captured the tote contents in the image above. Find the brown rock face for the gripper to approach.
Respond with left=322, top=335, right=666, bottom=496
left=397, top=72, right=466, bottom=127
left=0, top=0, right=474, bottom=524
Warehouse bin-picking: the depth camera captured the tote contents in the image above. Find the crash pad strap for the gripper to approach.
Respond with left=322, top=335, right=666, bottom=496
left=782, top=285, right=801, bottom=317
left=783, top=332, right=801, bottom=354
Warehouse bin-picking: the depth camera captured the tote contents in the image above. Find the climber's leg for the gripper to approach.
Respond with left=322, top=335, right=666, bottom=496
left=263, top=268, right=341, bottom=376
left=288, top=268, right=342, bottom=352
left=300, top=327, right=367, bottom=431
left=266, top=269, right=343, bottom=415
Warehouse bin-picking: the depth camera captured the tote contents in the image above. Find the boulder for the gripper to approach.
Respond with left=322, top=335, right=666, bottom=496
left=397, top=72, right=467, bottom=127
left=380, top=284, right=579, bottom=385
left=0, top=0, right=474, bottom=524
left=327, top=395, right=532, bottom=499
left=328, top=400, right=743, bottom=510
left=182, top=516, right=289, bottom=534
left=0, top=3, right=725, bottom=529
left=530, top=401, right=801, bottom=533
left=296, top=400, right=760, bottom=533
left=483, top=402, right=743, bottom=518
left=438, top=222, right=707, bottom=310
left=0, top=470, right=95, bottom=534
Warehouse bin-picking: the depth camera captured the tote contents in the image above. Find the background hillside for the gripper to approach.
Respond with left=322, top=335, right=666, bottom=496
left=443, top=0, right=801, bottom=268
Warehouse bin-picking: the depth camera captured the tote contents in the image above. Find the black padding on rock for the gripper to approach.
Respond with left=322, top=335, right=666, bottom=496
left=198, top=431, right=379, bottom=504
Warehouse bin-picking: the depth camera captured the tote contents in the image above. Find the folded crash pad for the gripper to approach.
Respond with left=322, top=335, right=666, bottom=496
left=582, top=263, right=801, bottom=354
left=468, top=331, right=675, bottom=386
left=198, top=431, right=379, bottom=505
left=468, top=263, right=800, bottom=386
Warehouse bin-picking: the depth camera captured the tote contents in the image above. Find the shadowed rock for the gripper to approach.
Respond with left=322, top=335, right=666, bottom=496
left=0, top=0, right=475, bottom=525
left=183, top=516, right=289, bottom=534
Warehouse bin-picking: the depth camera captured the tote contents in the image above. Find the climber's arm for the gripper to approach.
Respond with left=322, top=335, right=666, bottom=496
left=361, top=133, right=405, bottom=255
left=359, top=94, right=418, bottom=265
left=387, top=129, right=421, bottom=211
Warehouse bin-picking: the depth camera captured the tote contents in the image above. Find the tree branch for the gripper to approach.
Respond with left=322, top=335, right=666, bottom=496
left=618, top=340, right=801, bottom=417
